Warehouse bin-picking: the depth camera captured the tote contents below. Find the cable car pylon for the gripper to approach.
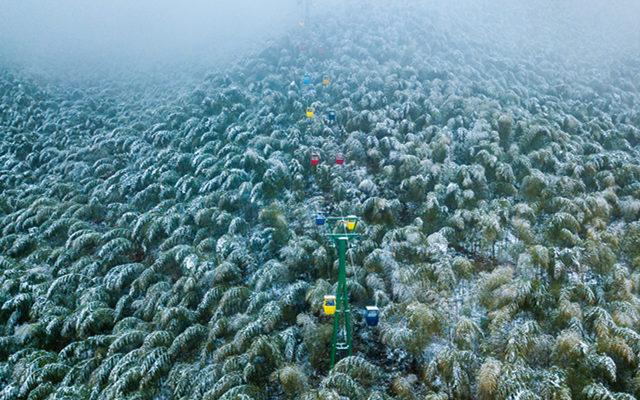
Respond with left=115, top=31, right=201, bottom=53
left=298, top=0, right=310, bottom=27
left=316, top=215, right=360, bottom=368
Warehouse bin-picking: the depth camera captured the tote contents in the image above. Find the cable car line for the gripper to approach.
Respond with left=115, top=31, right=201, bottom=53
left=297, top=3, right=379, bottom=370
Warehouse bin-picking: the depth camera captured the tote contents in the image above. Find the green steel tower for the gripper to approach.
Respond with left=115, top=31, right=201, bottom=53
left=317, top=215, right=360, bottom=368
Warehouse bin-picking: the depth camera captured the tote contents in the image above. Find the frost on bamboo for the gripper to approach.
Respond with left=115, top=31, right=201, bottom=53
left=1, top=1, right=640, bottom=399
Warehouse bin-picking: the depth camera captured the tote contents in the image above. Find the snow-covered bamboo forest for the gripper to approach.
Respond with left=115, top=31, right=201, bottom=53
left=1, top=1, right=640, bottom=399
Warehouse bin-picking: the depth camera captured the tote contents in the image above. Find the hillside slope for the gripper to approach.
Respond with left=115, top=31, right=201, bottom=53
left=1, top=3, right=640, bottom=399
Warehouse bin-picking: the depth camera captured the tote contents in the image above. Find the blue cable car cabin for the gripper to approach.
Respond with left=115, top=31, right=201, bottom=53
left=303, top=75, right=311, bottom=85
left=365, top=306, right=379, bottom=327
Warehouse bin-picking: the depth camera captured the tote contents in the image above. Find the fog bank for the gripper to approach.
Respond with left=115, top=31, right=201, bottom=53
left=0, top=0, right=299, bottom=77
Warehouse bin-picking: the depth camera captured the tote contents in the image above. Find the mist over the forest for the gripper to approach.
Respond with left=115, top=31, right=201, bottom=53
left=439, top=0, right=640, bottom=62
left=0, top=0, right=299, bottom=77
left=1, top=0, right=638, bottom=79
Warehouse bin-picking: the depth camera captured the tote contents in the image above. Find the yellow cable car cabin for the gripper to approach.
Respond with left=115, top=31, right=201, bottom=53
left=323, top=295, right=336, bottom=315
left=322, top=75, right=330, bottom=86
left=306, top=107, right=315, bottom=118
left=345, top=215, right=357, bottom=232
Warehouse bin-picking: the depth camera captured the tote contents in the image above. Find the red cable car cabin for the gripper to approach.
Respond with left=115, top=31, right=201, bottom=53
left=335, top=153, right=345, bottom=165
left=311, top=153, right=320, bottom=166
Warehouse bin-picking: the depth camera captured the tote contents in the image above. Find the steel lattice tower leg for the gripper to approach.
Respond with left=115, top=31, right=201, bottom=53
left=330, top=237, right=352, bottom=368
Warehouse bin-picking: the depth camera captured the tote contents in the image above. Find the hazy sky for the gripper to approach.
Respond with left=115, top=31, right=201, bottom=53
left=0, top=0, right=638, bottom=78
left=0, top=0, right=299, bottom=74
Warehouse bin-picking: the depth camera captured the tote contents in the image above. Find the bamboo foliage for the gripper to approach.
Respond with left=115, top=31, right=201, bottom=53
left=1, top=1, right=640, bottom=398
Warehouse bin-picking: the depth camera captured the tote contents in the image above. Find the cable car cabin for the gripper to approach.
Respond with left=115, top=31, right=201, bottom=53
left=327, top=110, right=336, bottom=123
left=303, top=75, right=311, bottom=85
left=365, top=306, right=379, bottom=327
left=335, top=153, right=345, bottom=165
left=322, top=75, right=330, bottom=86
left=345, top=220, right=356, bottom=231
left=345, top=216, right=357, bottom=232
left=315, top=214, right=326, bottom=225
left=324, top=295, right=336, bottom=315
left=310, top=153, right=320, bottom=166
left=306, top=107, right=315, bottom=118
